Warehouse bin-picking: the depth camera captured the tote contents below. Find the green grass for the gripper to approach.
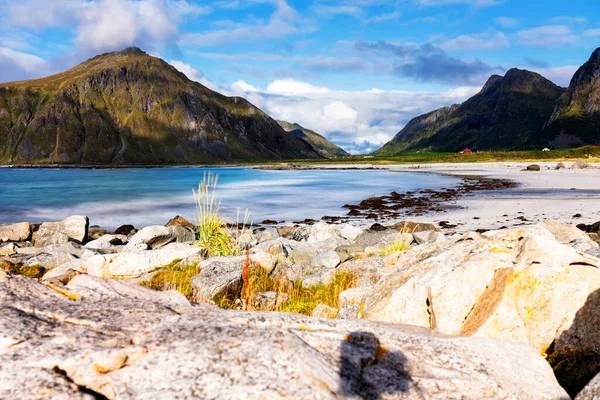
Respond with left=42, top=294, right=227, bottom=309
left=193, top=173, right=236, bottom=257
left=379, top=240, right=412, bottom=256
left=216, top=267, right=357, bottom=316
left=139, top=259, right=199, bottom=299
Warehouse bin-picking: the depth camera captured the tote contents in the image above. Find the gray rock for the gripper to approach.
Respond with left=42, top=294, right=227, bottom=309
left=0, top=275, right=570, bottom=399
left=556, top=162, right=567, bottom=170
left=307, top=222, right=349, bottom=250
left=572, top=159, right=590, bottom=169
left=340, top=225, right=364, bottom=242
left=544, top=219, right=597, bottom=249
left=339, top=287, right=371, bottom=308
left=0, top=243, right=18, bottom=256
left=125, top=226, right=176, bottom=250
left=191, top=256, right=246, bottom=302
left=526, top=164, right=541, bottom=171
left=84, top=234, right=128, bottom=250
left=168, top=225, right=195, bottom=243
left=312, top=304, right=338, bottom=319
left=251, top=291, right=290, bottom=311
left=42, top=232, right=71, bottom=246
left=257, top=228, right=280, bottom=243
left=312, top=250, right=341, bottom=269
left=413, top=230, right=446, bottom=245
left=34, top=216, right=89, bottom=246
left=576, top=372, right=600, bottom=399
left=302, top=269, right=336, bottom=289
left=338, top=256, right=386, bottom=287
left=67, top=274, right=190, bottom=308
left=336, top=304, right=360, bottom=320
left=355, top=230, right=413, bottom=250
left=0, top=222, right=30, bottom=242
left=24, top=251, right=77, bottom=270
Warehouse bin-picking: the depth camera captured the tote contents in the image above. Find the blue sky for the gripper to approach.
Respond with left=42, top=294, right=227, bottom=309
left=1, top=0, right=599, bottom=153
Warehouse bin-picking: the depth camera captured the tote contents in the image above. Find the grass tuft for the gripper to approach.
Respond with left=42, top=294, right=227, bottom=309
left=0, top=261, right=46, bottom=279
left=218, top=267, right=357, bottom=316
left=140, top=259, right=200, bottom=300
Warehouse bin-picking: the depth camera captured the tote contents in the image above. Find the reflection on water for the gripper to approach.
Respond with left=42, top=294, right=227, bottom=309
left=0, top=167, right=460, bottom=230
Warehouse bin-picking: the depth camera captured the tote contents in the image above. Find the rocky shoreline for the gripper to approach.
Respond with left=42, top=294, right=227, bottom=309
left=2, top=212, right=600, bottom=398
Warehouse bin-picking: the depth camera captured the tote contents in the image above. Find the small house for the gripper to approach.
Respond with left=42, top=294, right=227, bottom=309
left=542, top=148, right=550, bottom=152
left=460, top=148, right=472, bottom=154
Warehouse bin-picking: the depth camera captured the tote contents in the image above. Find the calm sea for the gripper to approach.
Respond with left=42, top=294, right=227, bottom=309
left=0, top=167, right=460, bottom=230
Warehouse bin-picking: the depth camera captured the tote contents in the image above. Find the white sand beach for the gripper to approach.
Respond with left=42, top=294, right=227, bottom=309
left=388, top=161, right=600, bottom=232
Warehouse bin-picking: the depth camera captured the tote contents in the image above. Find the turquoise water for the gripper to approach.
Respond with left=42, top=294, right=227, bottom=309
left=0, top=167, right=460, bottom=230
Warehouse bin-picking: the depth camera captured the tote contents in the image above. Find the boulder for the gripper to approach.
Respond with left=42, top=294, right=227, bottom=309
left=544, top=219, right=599, bottom=251
left=312, top=304, right=338, bottom=319
left=556, top=162, right=567, bottom=170
left=362, top=225, right=600, bottom=356
left=41, top=232, right=71, bottom=246
left=413, top=230, right=446, bottom=245
left=24, top=251, right=77, bottom=270
left=165, top=215, right=196, bottom=230
left=84, top=234, right=128, bottom=250
left=114, top=224, right=136, bottom=235
left=338, top=287, right=371, bottom=308
left=257, top=228, right=280, bottom=243
left=0, top=243, right=18, bottom=256
left=168, top=225, right=195, bottom=243
left=34, top=216, right=89, bottom=246
left=338, top=256, right=386, bottom=287
left=42, top=247, right=201, bottom=282
left=0, top=275, right=570, bottom=399
left=312, top=250, right=341, bottom=269
left=526, top=164, right=541, bottom=171
left=307, top=222, right=349, bottom=250
left=250, top=291, right=290, bottom=311
left=355, top=230, right=413, bottom=250
left=572, top=159, right=590, bottom=169
left=190, top=254, right=275, bottom=302
left=125, top=226, right=176, bottom=250
left=0, top=222, right=30, bottom=242
left=576, top=372, right=600, bottom=400
left=340, top=225, right=364, bottom=242
left=336, top=304, right=360, bottom=320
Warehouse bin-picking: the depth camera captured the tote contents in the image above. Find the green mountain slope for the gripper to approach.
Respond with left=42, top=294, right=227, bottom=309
left=375, top=68, right=565, bottom=154
left=536, top=48, right=600, bottom=148
left=0, top=47, right=321, bottom=164
left=277, top=120, right=349, bottom=158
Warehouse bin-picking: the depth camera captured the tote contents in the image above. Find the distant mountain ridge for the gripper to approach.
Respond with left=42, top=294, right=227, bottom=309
left=0, top=47, right=322, bottom=164
left=376, top=68, right=566, bottom=154
left=277, top=120, right=349, bottom=158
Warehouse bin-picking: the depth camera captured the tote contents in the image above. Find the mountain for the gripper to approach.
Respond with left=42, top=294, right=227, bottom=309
left=0, top=47, right=321, bottom=164
left=277, top=120, right=349, bottom=158
left=376, top=68, right=565, bottom=154
left=539, top=48, right=600, bottom=148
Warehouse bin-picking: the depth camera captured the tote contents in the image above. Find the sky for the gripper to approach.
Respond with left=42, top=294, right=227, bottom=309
left=0, top=0, right=599, bottom=154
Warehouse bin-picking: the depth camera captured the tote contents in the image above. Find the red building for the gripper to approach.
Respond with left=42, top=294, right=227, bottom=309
left=460, top=148, right=472, bottom=154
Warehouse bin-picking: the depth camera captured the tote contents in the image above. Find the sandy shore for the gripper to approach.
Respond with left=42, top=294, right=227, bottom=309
left=386, top=161, right=600, bottom=232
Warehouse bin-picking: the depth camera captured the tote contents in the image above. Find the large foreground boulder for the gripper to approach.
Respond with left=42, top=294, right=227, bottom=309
left=0, top=274, right=569, bottom=399
left=362, top=225, right=600, bottom=356
left=34, top=216, right=89, bottom=246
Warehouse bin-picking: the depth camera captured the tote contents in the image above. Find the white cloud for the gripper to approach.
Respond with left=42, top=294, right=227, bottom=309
left=524, top=65, right=578, bottom=87
left=413, top=0, right=502, bottom=8
left=232, top=80, right=259, bottom=92
left=516, top=25, right=579, bottom=48
left=170, top=60, right=217, bottom=90
left=494, top=16, right=518, bottom=28
left=583, top=29, right=600, bottom=37
left=230, top=78, right=481, bottom=153
left=266, top=79, right=331, bottom=95
left=7, top=0, right=210, bottom=53
left=0, top=47, right=49, bottom=82
left=181, top=0, right=312, bottom=46
left=439, top=32, right=509, bottom=51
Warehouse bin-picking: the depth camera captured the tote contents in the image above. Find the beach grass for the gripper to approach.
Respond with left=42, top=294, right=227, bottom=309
left=139, top=259, right=199, bottom=299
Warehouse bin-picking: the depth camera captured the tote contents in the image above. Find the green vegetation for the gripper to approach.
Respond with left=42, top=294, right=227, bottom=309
left=140, top=260, right=199, bottom=299
left=194, top=173, right=236, bottom=257
left=277, top=120, right=349, bottom=158
left=380, top=240, right=412, bottom=256
left=216, top=267, right=357, bottom=316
